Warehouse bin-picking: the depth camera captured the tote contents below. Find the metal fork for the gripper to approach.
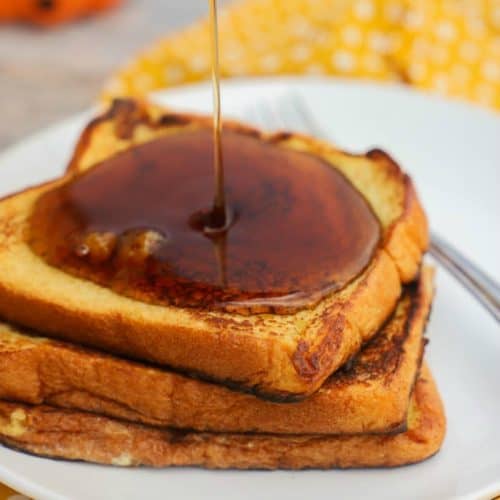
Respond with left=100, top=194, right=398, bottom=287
left=241, top=93, right=500, bottom=322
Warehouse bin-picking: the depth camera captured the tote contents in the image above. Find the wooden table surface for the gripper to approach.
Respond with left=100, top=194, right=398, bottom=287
left=0, top=0, right=231, bottom=150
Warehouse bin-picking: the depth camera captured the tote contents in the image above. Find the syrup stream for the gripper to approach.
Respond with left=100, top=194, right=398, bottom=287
left=208, top=0, right=227, bottom=230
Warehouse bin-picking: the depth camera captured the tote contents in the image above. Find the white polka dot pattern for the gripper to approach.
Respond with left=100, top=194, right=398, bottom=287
left=101, top=0, right=500, bottom=109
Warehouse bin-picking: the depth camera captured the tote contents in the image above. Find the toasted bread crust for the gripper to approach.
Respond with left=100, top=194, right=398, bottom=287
left=0, top=268, right=434, bottom=434
left=0, top=365, right=445, bottom=469
left=0, top=99, right=428, bottom=399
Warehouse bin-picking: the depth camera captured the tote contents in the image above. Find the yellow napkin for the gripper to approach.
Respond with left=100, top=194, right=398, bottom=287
left=103, top=0, right=500, bottom=110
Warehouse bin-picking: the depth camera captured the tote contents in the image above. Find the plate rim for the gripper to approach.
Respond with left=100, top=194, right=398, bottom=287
left=1, top=75, right=500, bottom=161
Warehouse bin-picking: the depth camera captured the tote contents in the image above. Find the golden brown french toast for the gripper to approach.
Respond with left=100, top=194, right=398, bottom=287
left=0, top=267, right=434, bottom=435
left=0, top=99, right=428, bottom=400
left=0, top=365, right=445, bottom=469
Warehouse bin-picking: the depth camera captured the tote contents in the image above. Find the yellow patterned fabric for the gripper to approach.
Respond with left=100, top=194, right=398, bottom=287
left=103, top=0, right=500, bottom=110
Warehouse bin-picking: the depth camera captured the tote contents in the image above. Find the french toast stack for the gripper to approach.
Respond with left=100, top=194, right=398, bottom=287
left=0, top=99, right=445, bottom=469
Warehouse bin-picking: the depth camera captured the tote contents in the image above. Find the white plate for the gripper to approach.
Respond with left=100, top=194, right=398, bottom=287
left=0, top=77, right=499, bottom=500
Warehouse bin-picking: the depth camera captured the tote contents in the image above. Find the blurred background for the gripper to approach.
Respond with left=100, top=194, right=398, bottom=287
left=0, top=0, right=229, bottom=148
left=1, top=0, right=499, bottom=148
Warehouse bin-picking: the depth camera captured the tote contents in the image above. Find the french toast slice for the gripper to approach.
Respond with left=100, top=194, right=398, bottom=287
left=0, top=99, right=428, bottom=400
left=0, top=365, right=445, bottom=469
left=0, top=267, right=434, bottom=435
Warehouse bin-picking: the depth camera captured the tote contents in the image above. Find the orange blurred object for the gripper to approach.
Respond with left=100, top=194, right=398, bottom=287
left=0, top=0, right=121, bottom=26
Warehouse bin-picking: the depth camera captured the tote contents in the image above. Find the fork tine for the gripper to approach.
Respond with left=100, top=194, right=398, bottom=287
left=249, top=100, right=270, bottom=130
left=267, top=98, right=291, bottom=130
left=241, top=92, right=329, bottom=139
left=274, top=94, right=307, bottom=133
left=257, top=98, right=287, bottom=131
left=242, top=105, right=262, bottom=130
left=287, top=94, right=329, bottom=139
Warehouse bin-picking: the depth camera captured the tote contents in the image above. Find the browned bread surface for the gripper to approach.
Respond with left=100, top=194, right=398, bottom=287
left=0, top=267, right=434, bottom=435
left=0, top=365, right=446, bottom=469
left=0, top=99, right=428, bottom=400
